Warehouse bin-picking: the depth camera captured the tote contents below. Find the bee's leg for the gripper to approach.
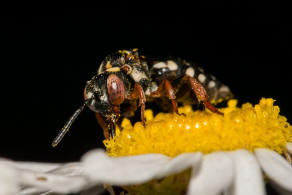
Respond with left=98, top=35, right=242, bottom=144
left=111, top=105, right=121, bottom=137
left=164, top=79, right=181, bottom=115
left=150, top=79, right=181, bottom=115
left=109, top=122, right=116, bottom=138
left=184, top=75, right=223, bottom=115
left=127, top=83, right=146, bottom=126
left=95, top=112, right=110, bottom=139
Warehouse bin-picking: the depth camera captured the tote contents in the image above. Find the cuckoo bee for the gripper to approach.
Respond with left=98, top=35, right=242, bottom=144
left=52, top=49, right=232, bottom=147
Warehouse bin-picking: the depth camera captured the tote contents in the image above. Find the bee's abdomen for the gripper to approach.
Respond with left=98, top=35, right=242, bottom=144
left=150, top=58, right=233, bottom=104
left=184, top=62, right=233, bottom=104
left=203, top=76, right=233, bottom=104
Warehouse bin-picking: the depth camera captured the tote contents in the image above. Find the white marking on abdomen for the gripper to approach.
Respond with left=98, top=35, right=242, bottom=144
left=153, top=62, right=167, bottom=69
left=219, top=86, right=230, bottom=93
left=198, top=74, right=206, bottom=83
left=208, top=81, right=216, bottom=88
left=167, top=60, right=178, bottom=71
left=186, top=67, right=195, bottom=77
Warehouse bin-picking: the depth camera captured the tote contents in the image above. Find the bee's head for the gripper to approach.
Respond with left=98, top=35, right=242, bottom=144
left=52, top=50, right=140, bottom=147
left=84, top=73, right=126, bottom=116
left=52, top=69, right=128, bottom=147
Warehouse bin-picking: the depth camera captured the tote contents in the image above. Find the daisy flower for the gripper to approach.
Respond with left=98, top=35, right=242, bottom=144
left=0, top=98, right=291, bottom=195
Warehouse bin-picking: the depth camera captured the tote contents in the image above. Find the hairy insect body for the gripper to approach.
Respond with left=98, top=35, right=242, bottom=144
left=52, top=49, right=232, bottom=147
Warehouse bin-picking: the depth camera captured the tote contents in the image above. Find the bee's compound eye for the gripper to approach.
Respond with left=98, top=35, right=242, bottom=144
left=107, top=74, right=125, bottom=106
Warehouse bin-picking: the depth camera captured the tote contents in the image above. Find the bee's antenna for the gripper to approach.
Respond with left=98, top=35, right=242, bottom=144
left=51, top=100, right=89, bottom=147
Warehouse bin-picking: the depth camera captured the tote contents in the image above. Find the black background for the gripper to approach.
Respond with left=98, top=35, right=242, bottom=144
left=1, top=4, right=289, bottom=160
left=0, top=4, right=289, bottom=193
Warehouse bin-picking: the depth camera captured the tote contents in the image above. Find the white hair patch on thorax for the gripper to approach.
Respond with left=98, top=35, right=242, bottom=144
left=186, top=67, right=195, bottom=77
left=167, top=60, right=178, bottom=71
left=145, top=82, right=158, bottom=95
left=153, top=62, right=167, bottom=69
left=145, top=88, right=151, bottom=96
left=151, top=82, right=158, bottom=92
left=131, top=67, right=148, bottom=82
left=198, top=74, right=206, bottom=83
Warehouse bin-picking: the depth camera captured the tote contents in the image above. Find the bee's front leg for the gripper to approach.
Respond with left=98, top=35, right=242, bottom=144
left=95, top=112, right=110, bottom=139
left=96, top=106, right=121, bottom=139
left=126, top=82, right=146, bottom=126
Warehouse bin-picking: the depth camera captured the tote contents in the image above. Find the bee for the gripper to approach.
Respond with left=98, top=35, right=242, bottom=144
left=51, top=49, right=232, bottom=147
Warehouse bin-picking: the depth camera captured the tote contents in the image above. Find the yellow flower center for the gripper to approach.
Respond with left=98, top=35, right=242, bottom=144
left=104, top=98, right=292, bottom=157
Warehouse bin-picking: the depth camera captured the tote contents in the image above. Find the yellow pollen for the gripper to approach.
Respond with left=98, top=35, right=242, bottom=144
left=104, top=98, right=292, bottom=157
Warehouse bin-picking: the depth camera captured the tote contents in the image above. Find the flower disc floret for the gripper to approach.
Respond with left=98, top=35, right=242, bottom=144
left=104, top=98, right=292, bottom=157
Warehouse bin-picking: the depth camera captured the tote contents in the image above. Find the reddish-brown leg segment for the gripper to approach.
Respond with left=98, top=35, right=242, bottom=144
left=127, top=82, right=146, bottom=126
left=184, top=75, right=223, bottom=115
left=150, top=79, right=180, bottom=115
left=95, top=112, right=110, bottom=139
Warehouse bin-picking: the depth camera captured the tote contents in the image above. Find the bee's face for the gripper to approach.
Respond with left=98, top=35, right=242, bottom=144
left=84, top=73, right=125, bottom=115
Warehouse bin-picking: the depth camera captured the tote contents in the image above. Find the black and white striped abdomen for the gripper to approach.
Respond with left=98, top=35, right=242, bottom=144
left=183, top=61, right=233, bottom=104
left=150, top=58, right=233, bottom=104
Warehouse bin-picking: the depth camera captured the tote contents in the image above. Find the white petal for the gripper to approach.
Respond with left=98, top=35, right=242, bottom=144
left=286, top=143, right=292, bottom=154
left=1, top=159, right=87, bottom=194
left=46, top=163, right=84, bottom=176
left=82, top=149, right=202, bottom=185
left=18, top=163, right=86, bottom=195
left=19, top=169, right=87, bottom=194
left=255, top=148, right=292, bottom=191
left=226, top=150, right=266, bottom=195
left=20, top=173, right=87, bottom=194
left=0, top=162, right=20, bottom=195
left=187, top=152, right=233, bottom=195
left=12, top=162, right=62, bottom=172
left=155, top=153, right=203, bottom=178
